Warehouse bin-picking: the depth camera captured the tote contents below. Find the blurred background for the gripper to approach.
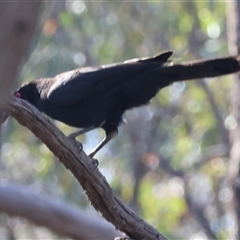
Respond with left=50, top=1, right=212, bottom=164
left=0, top=1, right=238, bottom=239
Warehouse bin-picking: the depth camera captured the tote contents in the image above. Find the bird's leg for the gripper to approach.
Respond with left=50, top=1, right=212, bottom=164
left=89, top=130, right=118, bottom=158
left=68, top=125, right=96, bottom=139
left=68, top=126, right=96, bottom=152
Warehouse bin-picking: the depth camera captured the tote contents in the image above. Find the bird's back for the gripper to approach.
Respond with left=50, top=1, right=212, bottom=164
left=17, top=51, right=240, bottom=132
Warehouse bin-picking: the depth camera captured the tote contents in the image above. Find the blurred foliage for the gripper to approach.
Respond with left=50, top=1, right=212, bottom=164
left=0, top=1, right=236, bottom=239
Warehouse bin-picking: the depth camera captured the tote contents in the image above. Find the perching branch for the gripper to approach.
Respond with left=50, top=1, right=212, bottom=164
left=6, top=96, right=167, bottom=240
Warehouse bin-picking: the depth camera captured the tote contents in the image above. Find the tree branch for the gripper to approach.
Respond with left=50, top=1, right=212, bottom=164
left=0, top=182, right=119, bottom=240
left=197, top=81, right=230, bottom=150
left=6, top=96, right=167, bottom=240
left=227, top=1, right=240, bottom=239
left=0, top=1, right=43, bottom=108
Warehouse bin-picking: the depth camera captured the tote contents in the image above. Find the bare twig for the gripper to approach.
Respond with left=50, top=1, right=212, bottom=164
left=197, top=81, right=230, bottom=150
left=183, top=180, right=217, bottom=240
left=190, top=144, right=228, bottom=170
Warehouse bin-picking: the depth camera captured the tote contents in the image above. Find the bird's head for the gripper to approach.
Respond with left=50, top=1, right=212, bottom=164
left=14, top=82, right=40, bottom=106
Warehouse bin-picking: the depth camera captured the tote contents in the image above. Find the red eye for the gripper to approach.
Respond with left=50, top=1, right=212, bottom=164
left=15, top=92, right=21, bottom=98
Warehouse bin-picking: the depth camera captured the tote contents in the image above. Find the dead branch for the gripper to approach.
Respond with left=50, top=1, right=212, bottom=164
left=0, top=182, right=119, bottom=240
left=6, top=96, right=167, bottom=240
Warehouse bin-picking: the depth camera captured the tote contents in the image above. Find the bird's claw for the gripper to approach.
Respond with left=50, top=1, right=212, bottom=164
left=68, top=137, right=98, bottom=166
left=68, top=137, right=83, bottom=153
left=88, top=152, right=99, bottom=167
left=91, top=158, right=99, bottom=167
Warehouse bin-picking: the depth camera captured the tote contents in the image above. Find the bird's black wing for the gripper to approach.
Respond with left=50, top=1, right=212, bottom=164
left=47, top=51, right=173, bottom=105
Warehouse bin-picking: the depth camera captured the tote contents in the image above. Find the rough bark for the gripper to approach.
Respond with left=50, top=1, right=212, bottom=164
left=227, top=0, right=240, bottom=239
left=0, top=1, right=43, bottom=108
left=6, top=96, right=167, bottom=240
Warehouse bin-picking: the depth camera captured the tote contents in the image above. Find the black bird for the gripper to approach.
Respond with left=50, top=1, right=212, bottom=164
left=14, top=51, right=240, bottom=157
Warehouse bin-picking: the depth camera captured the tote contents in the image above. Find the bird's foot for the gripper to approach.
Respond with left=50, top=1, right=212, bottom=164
left=91, top=158, right=99, bottom=167
left=88, top=152, right=99, bottom=167
left=68, top=137, right=83, bottom=153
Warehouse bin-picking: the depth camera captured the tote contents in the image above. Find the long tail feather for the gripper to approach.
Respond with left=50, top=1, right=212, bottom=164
left=163, top=56, right=240, bottom=82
